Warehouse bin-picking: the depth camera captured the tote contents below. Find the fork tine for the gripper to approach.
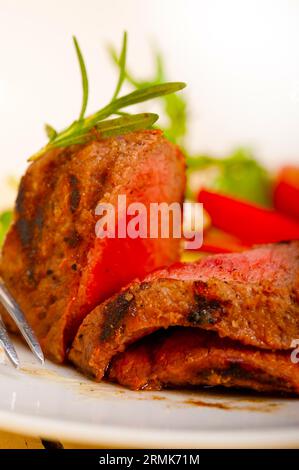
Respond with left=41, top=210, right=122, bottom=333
left=0, top=316, right=20, bottom=368
left=0, top=279, right=44, bottom=364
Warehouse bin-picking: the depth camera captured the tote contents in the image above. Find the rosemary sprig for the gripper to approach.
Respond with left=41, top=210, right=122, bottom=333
left=73, top=36, right=89, bottom=121
left=111, top=31, right=127, bottom=101
left=44, top=123, right=57, bottom=141
left=52, top=113, right=159, bottom=147
left=28, top=33, right=186, bottom=162
left=109, top=46, right=188, bottom=146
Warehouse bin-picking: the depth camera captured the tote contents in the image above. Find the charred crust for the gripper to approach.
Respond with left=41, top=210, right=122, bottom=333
left=220, top=363, right=255, bottom=381
left=188, top=293, right=223, bottom=325
left=69, top=174, right=80, bottom=213
left=16, top=218, right=33, bottom=247
left=64, top=230, right=82, bottom=248
left=290, top=288, right=299, bottom=305
left=16, top=205, right=44, bottom=248
left=187, top=280, right=228, bottom=326
left=37, top=310, right=47, bottom=320
left=15, top=178, right=26, bottom=214
left=204, top=362, right=294, bottom=391
left=139, top=282, right=151, bottom=291
left=15, top=175, right=43, bottom=247
left=276, top=240, right=291, bottom=245
left=98, top=168, right=109, bottom=187
left=224, top=362, right=292, bottom=391
left=26, top=268, right=36, bottom=285
left=34, top=205, right=44, bottom=232
left=100, top=291, right=135, bottom=342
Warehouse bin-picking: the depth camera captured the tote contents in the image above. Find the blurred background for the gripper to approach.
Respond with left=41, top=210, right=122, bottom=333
left=0, top=0, right=299, bottom=177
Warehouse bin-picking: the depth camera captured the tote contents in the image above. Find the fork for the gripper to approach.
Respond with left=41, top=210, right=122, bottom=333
left=0, top=279, right=44, bottom=367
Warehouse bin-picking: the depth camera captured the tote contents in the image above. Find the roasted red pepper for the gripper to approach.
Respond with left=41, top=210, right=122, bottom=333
left=198, top=189, right=299, bottom=245
left=274, top=166, right=299, bottom=220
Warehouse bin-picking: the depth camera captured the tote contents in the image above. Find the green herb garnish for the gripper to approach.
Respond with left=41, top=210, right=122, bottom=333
left=29, top=33, right=186, bottom=161
left=73, top=36, right=89, bottom=121
left=0, top=210, right=13, bottom=247
left=186, top=147, right=272, bottom=207
left=109, top=46, right=188, bottom=147
left=111, top=31, right=127, bottom=101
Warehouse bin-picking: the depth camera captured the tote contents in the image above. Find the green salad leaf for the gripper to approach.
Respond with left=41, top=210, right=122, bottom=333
left=186, top=147, right=272, bottom=207
left=0, top=210, right=13, bottom=247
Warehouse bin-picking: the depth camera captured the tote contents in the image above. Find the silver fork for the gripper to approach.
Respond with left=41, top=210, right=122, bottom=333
left=0, top=279, right=44, bottom=367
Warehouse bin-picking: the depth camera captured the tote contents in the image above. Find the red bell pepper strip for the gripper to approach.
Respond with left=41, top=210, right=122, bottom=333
left=198, top=189, right=299, bottom=245
left=274, top=166, right=299, bottom=220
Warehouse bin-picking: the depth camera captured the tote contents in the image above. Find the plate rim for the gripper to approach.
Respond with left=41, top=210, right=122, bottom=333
left=0, top=409, right=298, bottom=448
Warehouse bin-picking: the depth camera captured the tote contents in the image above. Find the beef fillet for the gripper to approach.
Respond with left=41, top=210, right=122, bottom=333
left=0, top=130, right=185, bottom=362
left=69, top=241, right=299, bottom=388
left=109, top=328, right=299, bottom=394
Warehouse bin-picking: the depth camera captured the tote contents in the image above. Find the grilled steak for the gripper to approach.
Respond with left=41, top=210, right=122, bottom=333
left=69, top=241, right=299, bottom=383
left=109, top=328, right=299, bottom=393
left=0, top=130, right=185, bottom=362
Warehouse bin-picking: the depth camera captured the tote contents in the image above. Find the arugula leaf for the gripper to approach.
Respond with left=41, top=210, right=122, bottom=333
left=0, top=210, right=13, bottom=247
left=187, top=148, right=272, bottom=207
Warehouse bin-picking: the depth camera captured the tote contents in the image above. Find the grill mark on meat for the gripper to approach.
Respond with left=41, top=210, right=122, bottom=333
left=35, top=206, right=44, bottom=232
left=64, top=229, right=82, bottom=248
left=16, top=218, right=33, bottom=247
left=188, top=280, right=227, bottom=326
left=100, top=291, right=135, bottom=341
left=89, top=167, right=112, bottom=210
left=69, top=174, right=80, bottom=213
left=16, top=205, right=44, bottom=248
left=15, top=153, right=64, bottom=283
left=15, top=178, right=26, bottom=214
left=188, top=294, right=223, bottom=325
left=15, top=180, right=34, bottom=248
left=97, top=168, right=109, bottom=187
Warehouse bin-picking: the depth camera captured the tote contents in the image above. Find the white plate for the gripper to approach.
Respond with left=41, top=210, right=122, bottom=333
left=0, top=338, right=298, bottom=448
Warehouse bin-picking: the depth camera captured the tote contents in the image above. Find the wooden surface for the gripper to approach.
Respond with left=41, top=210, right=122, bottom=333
left=0, top=429, right=104, bottom=449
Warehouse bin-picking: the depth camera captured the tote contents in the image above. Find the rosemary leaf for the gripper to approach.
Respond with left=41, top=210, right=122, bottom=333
left=73, top=36, right=89, bottom=121
left=88, top=82, right=186, bottom=127
left=54, top=113, right=159, bottom=147
left=44, top=124, right=57, bottom=141
left=111, top=50, right=188, bottom=146
left=28, top=33, right=187, bottom=162
left=95, top=112, right=159, bottom=137
left=111, top=32, right=127, bottom=101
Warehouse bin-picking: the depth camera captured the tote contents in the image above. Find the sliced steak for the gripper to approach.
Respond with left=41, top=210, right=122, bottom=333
left=109, top=328, right=299, bottom=394
left=69, top=241, right=299, bottom=381
left=0, top=130, right=185, bottom=362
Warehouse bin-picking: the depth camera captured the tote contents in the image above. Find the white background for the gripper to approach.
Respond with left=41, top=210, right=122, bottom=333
left=0, top=0, right=299, bottom=182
